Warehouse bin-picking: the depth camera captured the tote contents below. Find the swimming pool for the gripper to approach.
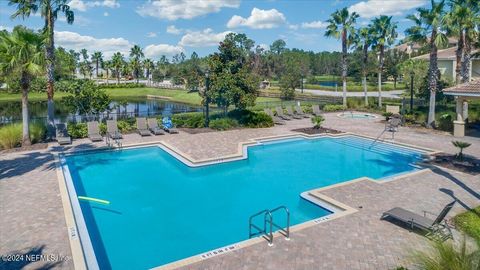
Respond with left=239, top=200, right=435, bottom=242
left=61, top=135, right=426, bottom=269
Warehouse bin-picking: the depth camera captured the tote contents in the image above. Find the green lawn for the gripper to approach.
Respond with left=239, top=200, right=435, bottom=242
left=453, top=206, right=480, bottom=240
left=0, top=87, right=281, bottom=105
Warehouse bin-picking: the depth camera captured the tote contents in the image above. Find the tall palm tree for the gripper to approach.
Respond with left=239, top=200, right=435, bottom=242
left=9, top=0, right=74, bottom=137
left=111, top=52, right=124, bottom=85
left=444, top=0, right=479, bottom=84
left=130, top=45, right=144, bottom=60
left=353, top=26, right=374, bottom=106
left=371, top=15, right=397, bottom=108
left=0, top=26, right=44, bottom=145
left=406, top=0, right=448, bottom=128
left=103, top=60, right=111, bottom=85
left=143, top=58, right=154, bottom=85
left=130, top=58, right=141, bottom=83
left=80, top=48, right=88, bottom=62
left=325, top=7, right=359, bottom=107
left=91, top=51, right=103, bottom=79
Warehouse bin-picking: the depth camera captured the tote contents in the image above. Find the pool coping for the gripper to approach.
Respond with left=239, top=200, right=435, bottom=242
left=55, top=132, right=440, bottom=270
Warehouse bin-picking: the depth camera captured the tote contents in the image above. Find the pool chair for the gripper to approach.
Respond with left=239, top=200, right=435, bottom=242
left=87, top=121, right=103, bottom=142
left=55, top=123, right=71, bottom=145
left=136, top=118, right=151, bottom=136
left=275, top=106, right=292, bottom=120
left=381, top=201, right=455, bottom=241
left=264, top=108, right=285, bottom=125
left=162, top=117, right=179, bottom=134
left=147, top=118, right=165, bottom=135
left=106, top=120, right=122, bottom=140
left=312, top=105, right=322, bottom=116
left=385, top=116, right=402, bottom=132
left=295, top=106, right=310, bottom=118
left=285, top=106, right=302, bottom=119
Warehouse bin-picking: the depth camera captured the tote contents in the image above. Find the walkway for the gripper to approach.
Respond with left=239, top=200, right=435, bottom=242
left=0, top=113, right=479, bottom=269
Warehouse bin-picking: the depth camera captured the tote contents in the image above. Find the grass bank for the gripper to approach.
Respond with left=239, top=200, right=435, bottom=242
left=0, top=87, right=281, bottom=105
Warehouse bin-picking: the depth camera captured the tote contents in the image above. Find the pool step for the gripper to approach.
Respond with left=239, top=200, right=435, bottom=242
left=248, top=206, right=290, bottom=246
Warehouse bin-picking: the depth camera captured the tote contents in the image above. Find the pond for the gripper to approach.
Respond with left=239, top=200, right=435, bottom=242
left=317, top=81, right=339, bottom=87
left=0, top=97, right=203, bottom=124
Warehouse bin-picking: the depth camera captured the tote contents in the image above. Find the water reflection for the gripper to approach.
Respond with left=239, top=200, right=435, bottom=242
left=0, top=97, right=203, bottom=124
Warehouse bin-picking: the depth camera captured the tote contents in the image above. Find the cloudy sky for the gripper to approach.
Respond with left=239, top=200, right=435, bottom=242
left=0, top=0, right=427, bottom=60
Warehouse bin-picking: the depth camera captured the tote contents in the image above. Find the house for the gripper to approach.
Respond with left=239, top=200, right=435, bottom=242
left=413, top=47, right=480, bottom=81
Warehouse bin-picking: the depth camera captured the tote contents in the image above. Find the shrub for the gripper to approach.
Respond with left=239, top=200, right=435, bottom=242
left=0, top=124, right=21, bottom=149
left=67, top=123, right=88, bottom=139
left=227, top=109, right=274, bottom=128
left=323, top=104, right=346, bottom=112
left=209, top=118, right=239, bottom=130
left=117, top=118, right=136, bottom=133
left=0, top=122, right=46, bottom=149
left=438, top=113, right=453, bottom=131
left=172, top=112, right=205, bottom=128
left=403, top=114, right=417, bottom=124
left=311, top=115, right=325, bottom=129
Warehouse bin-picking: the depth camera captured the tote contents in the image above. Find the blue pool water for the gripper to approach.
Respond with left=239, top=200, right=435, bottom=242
left=64, top=136, right=425, bottom=269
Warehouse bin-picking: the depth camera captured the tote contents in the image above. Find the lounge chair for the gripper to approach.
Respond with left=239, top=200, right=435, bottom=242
left=275, top=106, right=291, bottom=120
left=147, top=118, right=165, bottom=135
left=162, top=117, right=179, bottom=134
left=295, top=106, right=309, bottom=118
left=312, top=105, right=322, bottom=116
left=136, top=118, right=151, bottom=136
left=106, top=120, right=122, bottom=139
left=56, top=123, right=71, bottom=145
left=285, top=106, right=302, bottom=119
left=386, top=116, right=402, bottom=132
left=264, top=108, right=285, bottom=125
left=87, top=121, right=103, bottom=142
left=381, top=201, right=455, bottom=241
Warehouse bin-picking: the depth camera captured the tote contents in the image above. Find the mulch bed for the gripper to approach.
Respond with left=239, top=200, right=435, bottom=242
left=0, top=143, right=49, bottom=154
left=291, top=127, right=343, bottom=135
left=429, top=153, right=480, bottom=175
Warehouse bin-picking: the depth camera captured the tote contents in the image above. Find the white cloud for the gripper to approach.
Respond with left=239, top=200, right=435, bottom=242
left=68, top=0, right=120, bottom=12
left=147, top=32, right=157, bottom=38
left=288, top=24, right=299, bottom=30
left=349, top=0, right=427, bottom=18
left=166, top=25, right=182, bottom=35
left=0, top=25, right=13, bottom=32
left=227, top=8, right=286, bottom=29
left=144, top=44, right=184, bottom=58
left=104, top=12, right=109, bottom=16
left=301, top=21, right=328, bottom=29
left=55, top=31, right=132, bottom=58
left=136, top=0, right=240, bottom=20
left=179, top=28, right=232, bottom=47
left=257, top=43, right=269, bottom=51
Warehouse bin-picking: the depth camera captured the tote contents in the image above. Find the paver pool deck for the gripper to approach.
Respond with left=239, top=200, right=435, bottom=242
left=1, top=112, right=479, bottom=270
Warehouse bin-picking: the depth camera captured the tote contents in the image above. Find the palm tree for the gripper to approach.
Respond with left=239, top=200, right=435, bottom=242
left=130, top=45, right=144, bottom=60
left=353, top=26, right=374, bottom=106
left=103, top=60, right=111, bottom=84
left=91, top=51, right=103, bottom=79
left=80, top=48, right=88, bottom=62
left=444, top=0, right=479, bottom=84
left=406, top=0, right=448, bottom=128
left=143, top=58, right=154, bottom=85
left=0, top=26, right=44, bottom=146
left=371, top=15, right=397, bottom=108
left=9, top=0, right=74, bottom=137
left=130, top=58, right=141, bottom=83
left=325, top=7, right=359, bottom=107
left=111, top=52, right=124, bottom=85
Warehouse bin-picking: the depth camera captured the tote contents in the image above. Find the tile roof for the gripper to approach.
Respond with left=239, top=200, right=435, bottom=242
left=443, top=79, right=480, bottom=96
left=414, top=47, right=480, bottom=60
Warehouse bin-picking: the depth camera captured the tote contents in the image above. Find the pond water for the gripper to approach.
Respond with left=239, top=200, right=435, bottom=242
left=0, top=97, right=203, bottom=124
left=317, top=81, right=338, bottom=87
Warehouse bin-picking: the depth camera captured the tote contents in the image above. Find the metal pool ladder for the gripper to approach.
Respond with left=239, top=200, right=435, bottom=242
left=249, top=206, right=290, bottom=246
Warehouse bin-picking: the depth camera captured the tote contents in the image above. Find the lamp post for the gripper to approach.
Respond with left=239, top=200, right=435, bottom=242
left=204, top=71, right=210, bottom=127
left=301, top=75, right=304, bottom=94
left=410, top=70, right=414, bottom=113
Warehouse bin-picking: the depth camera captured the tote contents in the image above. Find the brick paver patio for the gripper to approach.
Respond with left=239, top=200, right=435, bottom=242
left=1, top=112, right=479, bottom=270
